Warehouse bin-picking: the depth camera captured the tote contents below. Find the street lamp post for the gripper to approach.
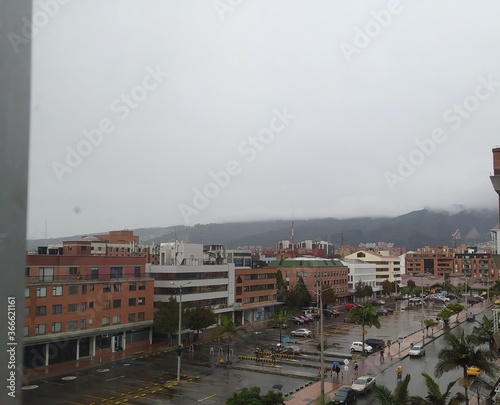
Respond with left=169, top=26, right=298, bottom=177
left=171, top=281, right=191, bottom=383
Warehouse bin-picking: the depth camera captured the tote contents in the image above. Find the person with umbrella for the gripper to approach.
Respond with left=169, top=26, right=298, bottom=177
left=332, top=361, right=341, bottom=379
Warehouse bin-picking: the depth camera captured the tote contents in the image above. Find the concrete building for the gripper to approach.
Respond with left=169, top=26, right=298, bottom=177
left=344, top=250, right=402, bottom=292
left=24, top=239, right=154, bottom=369
left=341, top=258, right=379, bottom=296
left=405, top=246, right=455, bottom=276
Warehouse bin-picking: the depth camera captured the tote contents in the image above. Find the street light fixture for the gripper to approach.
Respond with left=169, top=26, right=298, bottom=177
left=170, top=281, right=191, bottom=383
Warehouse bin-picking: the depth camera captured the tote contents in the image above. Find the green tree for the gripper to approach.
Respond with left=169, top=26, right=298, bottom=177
left=372, top=373, right=413, bottom=405
left=226, top=387, right=285, bottom=405
left=348, top=303, right=381, bottom=355
left=275, top=269, right=287, bottom=302
left=355, top=280, right=366, bottom=299
left=407, top=279, right=416, bottom=293
left=363, top=284, right=374, bottom=298
left=471, top=314, right=497, bottom=352
left=423, top=319, right=438, bottom=337
left=435, top=331, right=497, bottom=403
left=293, top=276, right=311, bottom=308
left=154, top=297, right=180, bottom=345
left=381, top=280, right=394, bottom=295
left=267, top=310, right=288, bottom=343
left=445, top=303, right=464, bottom=321
left=184, top=304, right=217, bottom=336
left=212, top=314, right=240, bottom=363
left=410, top=373, right=465, bottom=405
left=321, top=288, right=336, bottom=307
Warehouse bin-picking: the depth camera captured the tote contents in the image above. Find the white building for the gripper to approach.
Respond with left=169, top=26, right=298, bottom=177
left=341, top=258, right=379, bottom=295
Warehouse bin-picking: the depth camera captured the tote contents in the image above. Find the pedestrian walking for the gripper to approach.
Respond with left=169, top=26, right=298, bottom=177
left=380, top=350, right=384, bottom=364
left=335, top=365, right=341, bottom=379
left=397, top=365, right=402, bottom=380
left=353, top=361, right=358, bottom=373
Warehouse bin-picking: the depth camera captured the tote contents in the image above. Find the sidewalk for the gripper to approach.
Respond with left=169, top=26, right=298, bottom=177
left=285, top=302, right=490, bottom=404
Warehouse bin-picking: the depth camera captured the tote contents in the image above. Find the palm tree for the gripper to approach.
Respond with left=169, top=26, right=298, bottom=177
left=372, top=373, right=413, bottom=405
left=267, top=310, right=288, bottom=344
left=212, top=314, right=240, bottom=363
left=435, top=331, right=497, bottom=403
left=348, top=303, right=381, bottom=354
left=410, top=373, right=464, bottom=405
left=471, top=314, right=497, bottom=352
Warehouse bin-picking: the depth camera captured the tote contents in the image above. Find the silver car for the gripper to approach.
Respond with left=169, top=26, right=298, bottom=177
left=290, top=328, right=312, bottom=337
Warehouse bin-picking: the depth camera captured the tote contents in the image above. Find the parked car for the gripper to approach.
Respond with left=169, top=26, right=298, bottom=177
left=282, top=346, right=303, bottom=355
left=473, top=295, right=484, bottom=302
left=364, top=338, right=385, bottom=350
left=332, top=386, right=357, bottom=404
left=371, top=299, right=385, bottom=306
left=468, top=298, right=481, bottom=305
left=290, top=316, right=304, bottom=324
left=376, top=308, right=388, bottom=315
left=433, top=297, right=447, bottom=304
left=345, top=303, right=357, bottom=311
left=350, top=341, right=373, bottom=353
left=384, top=307, right=394, bottom=313
left=466, top=312, right=476, bottom=322
left=408, top=345, right=426, bottom=357
left=446, top=293, right=457, bottom=299
left=295, top=315, right=311, bottom=323
left=290, top=328, right=312, bottom=337
left=467, top=366, right=481, bottom=377
left=351, top=375, right=376, bottom=394
left=395, top=295, right=407, bottom=301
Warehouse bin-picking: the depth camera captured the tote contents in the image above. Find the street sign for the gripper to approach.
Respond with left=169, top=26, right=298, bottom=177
left=343, top=358, right=349, bottom=365
left=344, top=365, right=349, bottom=371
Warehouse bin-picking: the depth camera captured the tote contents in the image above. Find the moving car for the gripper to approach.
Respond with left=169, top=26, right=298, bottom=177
left=350, top=341, right=373, bottom=353
left=364, top=338, right=385, bottom=350
left=467, top=366, right=481, bottom=377
left=466, top=312, right=475, bottom=322
left=290, top=316, right=304, bottom=324
left=282, top=346, right=303, bottom=355
left=332, top=386, right=357, bottom=404
left=351, top=376, right=376, bottom=394
left=290, top=328, right=312, bottom=337
left=408, top=345, right=426, bottom=357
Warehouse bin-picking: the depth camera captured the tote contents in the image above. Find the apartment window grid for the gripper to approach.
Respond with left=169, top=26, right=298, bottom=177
left=36, top=287, right=46, bottom=297
left=52, top=304, right=62, bottom=314
left=51, top=322, right=62, bottom=333
left=68, top=285, right=78, bottom=295
left=68, top=303, right=78, bottom=312
left=128, top=298, right=136, bottom=306
left=103, top=300, right=111, bottom=310
left=112, top=315, right=120, bottom=324
left=35, top=306, right=46, bottom=316
left=81, top=319, right=86, bottom=329
left=113, top=299, right=121, bottom=308
left=67, top=320, right=77, bottom=331
left=102, top=317, right=110, bottom=326
left=129, top=283, right=137, bottom=291
left=24, top=288, right=30, bottom=298
left=138, top=312, right=145, bottom=321
left=53, top=286, right=62, bottom=296
left=128, top=313, right=136, bottom=322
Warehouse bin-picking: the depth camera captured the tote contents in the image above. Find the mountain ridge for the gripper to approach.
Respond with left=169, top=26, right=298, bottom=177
left=27, top=208, right=498, bottom=251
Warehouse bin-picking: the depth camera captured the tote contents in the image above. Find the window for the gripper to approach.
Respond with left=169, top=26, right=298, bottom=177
left=128, top=313, right=136, bottom=322
left=112, top=315, right=120, bottom=324
left=102, top=317, right=110, bottom=326
left=138, top=297, right=145, bottom=305
left=110, top=266, right=123, bottom=279
left=113, top=283, right=121, bottom=292
left=81, top=319, right=86, bottom=329
left=25, top=267, right=30, bottom=276
left=138, top=282, right=146, bottom=290
left=35, top=324, right=46, bottom=335
left=138, top=312, right=145, bottom=321
left=134, top=266, right=141, bottom=277
left=113, top=299, right=121, bottom=308
left=103, top=283, right=111, bottom=293
left=89, top=301, right=94, bottom=308
left=68, top=303, right=78, bottom=312
left=129, top=283, right=136, bottom=291
left=51, top=322, right=62, bottom=333
left=36, top=287, right=46, bottom=297
left=81, top=302, right=86, bottom=312
left=36, top=306, right=46, bottom=316
left=52, top=286, right=62, bottom=296
left=91, top=267, right=99, bottom=280
left=67, top=320, right=77, bottom=331
left=38, top=267, right=54, bottom=282
left=23, top=326, right=28, bottom=337
left=68, top=285, right=78, bottom=295
left=52, top=304, right=62, bottom=314
left=82, top=285, right=87, bottom=294
left=24, top=288, right=30, bottom=298
left=24, top=307, right=29, bottom=316
left=128, top=298, right=136, bottom=306
left=81, top=245, right=86, bottom=251
left=102, top=300, right=110, bottom=310
left=69, top=267, right=78, bottom=275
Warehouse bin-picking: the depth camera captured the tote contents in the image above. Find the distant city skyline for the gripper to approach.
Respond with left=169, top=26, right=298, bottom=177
left=27, top=1, right=500, bottom=239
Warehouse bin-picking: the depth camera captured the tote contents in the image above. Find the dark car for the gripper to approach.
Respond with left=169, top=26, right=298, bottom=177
left=468, top=298, right=480, bottom=305
left=332, top=386, right=357, bottom=404
left=364, top=338, right=385, bottom=350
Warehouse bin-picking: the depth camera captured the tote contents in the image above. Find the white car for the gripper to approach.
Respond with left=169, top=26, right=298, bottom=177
left=408, top=345, right=426, bottom=357
left=350, top=341, right=373, bottom=353
left=290, top=328, right=312, bottom=337
left=351, top=376, right=376, bottom=394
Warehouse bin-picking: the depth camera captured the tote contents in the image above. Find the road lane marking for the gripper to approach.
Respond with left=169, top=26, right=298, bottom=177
left=197, top=393, right=217, bottom=402
left=105, top=375, right=126, bottom=381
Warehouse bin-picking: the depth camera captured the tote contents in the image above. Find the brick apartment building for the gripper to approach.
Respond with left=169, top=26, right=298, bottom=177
left=24, top=239, right=154, bottom=369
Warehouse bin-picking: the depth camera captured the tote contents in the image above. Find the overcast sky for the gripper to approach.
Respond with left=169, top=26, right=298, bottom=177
left=26, top=0, right=500, bottom=239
